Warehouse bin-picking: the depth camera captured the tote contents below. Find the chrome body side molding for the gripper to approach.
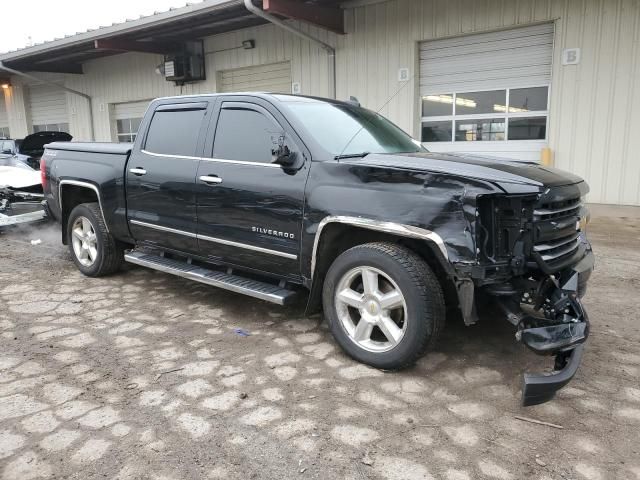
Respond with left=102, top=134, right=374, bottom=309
left=130, top=219, right=197, bottom=238
left=311, top=215, right=449, bottom=277
left=58, top=180, right=109, bottom=233
left=129, top=219, right=297, bottom=260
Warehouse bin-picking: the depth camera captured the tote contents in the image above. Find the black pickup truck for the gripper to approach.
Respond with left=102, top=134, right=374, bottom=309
left=42, top=93, right=594, bottom=405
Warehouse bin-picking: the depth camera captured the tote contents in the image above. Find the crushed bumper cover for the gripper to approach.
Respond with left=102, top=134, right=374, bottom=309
left=522, top=343, right=585, bottom=406
left=518, top=250, right=594, bottom=406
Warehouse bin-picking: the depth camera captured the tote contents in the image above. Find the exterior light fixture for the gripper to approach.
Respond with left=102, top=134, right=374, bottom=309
left=1, top=83, right=10, bottom=89
left=242, top=40, right=256, bottom=49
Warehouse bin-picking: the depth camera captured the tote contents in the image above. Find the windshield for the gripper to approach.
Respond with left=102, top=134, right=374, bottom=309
left=286, top=102, right=424, bottom=157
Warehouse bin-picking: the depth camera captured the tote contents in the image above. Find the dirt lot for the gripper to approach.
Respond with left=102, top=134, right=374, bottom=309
left=0, top=214, right=639, bottom=480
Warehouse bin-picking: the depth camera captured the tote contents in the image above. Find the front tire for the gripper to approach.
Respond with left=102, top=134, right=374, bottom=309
left=67, top=203, right=123, bottom=277
left=322, top=242, right=445, bottom=370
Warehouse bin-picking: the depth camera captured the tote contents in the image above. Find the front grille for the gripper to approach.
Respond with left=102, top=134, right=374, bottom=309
left=533, top=196, right=582, bottom=221
left=532, top=195, right=582, bottom=267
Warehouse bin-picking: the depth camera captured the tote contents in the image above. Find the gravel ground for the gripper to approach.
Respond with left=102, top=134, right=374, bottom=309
left=0, top=215, right=639, bottom=480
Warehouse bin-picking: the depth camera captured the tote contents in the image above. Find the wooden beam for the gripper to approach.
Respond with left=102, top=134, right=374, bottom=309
left=263, top=0, right=344, bottom=34
left=94, top=38, right=182, bottom=55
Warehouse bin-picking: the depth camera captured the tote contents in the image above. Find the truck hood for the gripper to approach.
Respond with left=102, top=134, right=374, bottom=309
left=20, top=131, right=72, bottom=157
left=344, top=152, right=584, bottom=188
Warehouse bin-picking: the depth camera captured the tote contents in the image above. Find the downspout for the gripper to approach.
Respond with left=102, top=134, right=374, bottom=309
left=0, top=61, right=95, bottom=141
left=243, top=0, right=336, bottom=99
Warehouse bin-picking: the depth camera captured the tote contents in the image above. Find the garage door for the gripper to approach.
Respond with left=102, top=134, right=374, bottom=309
left=28, top=84, right=69, bottom=133
left=219, top=62, right=291, bottom=94
left=419, top=23, right=554, bottom=161
left=113, top=101, right=149, bottom=142
left=0, top=96, right=9, bottom=137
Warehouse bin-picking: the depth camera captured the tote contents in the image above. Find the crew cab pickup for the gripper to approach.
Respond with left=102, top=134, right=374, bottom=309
left=42, top=93, right=594, bottom=405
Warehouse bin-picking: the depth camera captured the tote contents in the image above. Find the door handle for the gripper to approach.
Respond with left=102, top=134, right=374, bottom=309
left=199, top=175, right=222, bottom=185
left=130, top=167, right=147, bottom=176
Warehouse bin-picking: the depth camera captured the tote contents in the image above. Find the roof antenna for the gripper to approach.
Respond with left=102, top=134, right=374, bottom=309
left=347, top=96, right=360, bottom=107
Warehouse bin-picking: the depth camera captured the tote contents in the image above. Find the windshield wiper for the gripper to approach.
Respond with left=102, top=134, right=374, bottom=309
left=334, top=152, right=370, bottom=160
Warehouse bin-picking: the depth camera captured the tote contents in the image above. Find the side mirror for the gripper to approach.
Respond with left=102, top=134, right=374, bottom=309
left=271, top=144, right=293, bottom=166
left=271, top=135, right=296, bottom=167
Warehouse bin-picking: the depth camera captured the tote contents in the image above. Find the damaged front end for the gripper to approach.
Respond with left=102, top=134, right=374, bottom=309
left=473, top=184, right=593, bottom=406
left=0, top=164, right=48, bottom=229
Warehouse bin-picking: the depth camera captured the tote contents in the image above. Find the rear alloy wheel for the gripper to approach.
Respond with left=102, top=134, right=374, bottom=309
left=323, top=242, right=445, bottom=370
left=71, top=216, right=99, bottom=267
left=67, top=202, right=123, bottom=277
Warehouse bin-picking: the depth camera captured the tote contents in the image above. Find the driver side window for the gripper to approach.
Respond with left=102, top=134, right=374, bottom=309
left=213, top=105, right=281, bottom=164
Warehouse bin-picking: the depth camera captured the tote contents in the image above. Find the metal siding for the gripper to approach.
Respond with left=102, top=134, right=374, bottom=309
left=219, top=61, right=292, bottom=93
left=64, top=21, right=334, bottom=143
left=28, top=84, right=68, bottom=126
left=0, top=95, right=8, bottom=130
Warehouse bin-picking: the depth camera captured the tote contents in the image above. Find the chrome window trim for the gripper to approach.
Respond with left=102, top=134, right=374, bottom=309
left=140, top=149, right=281, bottom=168
left=200, top=157, right=281, bottom=168
left=130, top=219, right=297, bottom=260
left=58, top=180, right=109, bottom=233
left=311, top=216, right=449, bottom=277
left=140, top=150, right=200, bottom=161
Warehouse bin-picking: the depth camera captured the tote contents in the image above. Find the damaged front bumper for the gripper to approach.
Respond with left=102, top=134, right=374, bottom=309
left=495, top=250, right=594, bottom=406
left=0, top=189, right=48, bottom=228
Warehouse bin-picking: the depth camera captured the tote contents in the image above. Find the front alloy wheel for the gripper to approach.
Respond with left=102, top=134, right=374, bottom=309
left=335, top=266, right=407, bottom=353
left=323, top=242, right=445, bottom=370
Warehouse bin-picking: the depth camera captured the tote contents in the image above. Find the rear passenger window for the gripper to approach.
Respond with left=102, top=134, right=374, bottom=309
left=145, top=109, right=206, bottom=157
left=213, top=107, right=281, bottom=163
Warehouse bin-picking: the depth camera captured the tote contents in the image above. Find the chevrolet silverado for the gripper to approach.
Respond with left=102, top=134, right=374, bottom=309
left=42, top=93, right=594, bottom=405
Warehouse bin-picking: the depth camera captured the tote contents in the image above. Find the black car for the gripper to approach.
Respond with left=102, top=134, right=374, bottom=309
left=41, top=93, right=594, bottom=406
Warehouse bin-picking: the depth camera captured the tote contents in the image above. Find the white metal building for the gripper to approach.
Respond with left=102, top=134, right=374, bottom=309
left=1, top=0, right=639, bottom=205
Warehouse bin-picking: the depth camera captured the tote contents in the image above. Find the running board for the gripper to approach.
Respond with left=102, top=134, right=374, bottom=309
left=124, top=251, right=298, bottom=305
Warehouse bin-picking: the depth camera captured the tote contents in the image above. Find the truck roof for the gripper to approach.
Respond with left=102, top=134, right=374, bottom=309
left=154, top=92, right=358, bottom=108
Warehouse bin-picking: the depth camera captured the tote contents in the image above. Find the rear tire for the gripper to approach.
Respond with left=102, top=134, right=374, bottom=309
left=322, top=242, right=445, bottom=370
left=67, top=203, right=123, bottom=277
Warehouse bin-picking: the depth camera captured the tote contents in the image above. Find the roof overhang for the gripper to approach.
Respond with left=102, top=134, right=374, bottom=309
left=0, top=0, right=343, bottom=75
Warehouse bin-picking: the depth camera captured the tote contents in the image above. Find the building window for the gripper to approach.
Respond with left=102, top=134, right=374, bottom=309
left=0, top=126, right=9, bottom=138
left=116, top=118, right=142, bottom=143
left=33, top=123, right=70, bottom=133
left=421, top=86, right=549, bottom=143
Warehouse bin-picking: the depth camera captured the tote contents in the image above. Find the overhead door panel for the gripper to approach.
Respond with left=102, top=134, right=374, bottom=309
left=419, top=23, right=554, bottom=162
left=28, top=84, right=68, bottom=127
left=114, top=101, right=149, bottom=120
left=113, top=101, right=149, bottom=142
left=219, top=62, right=291, bottom=94
left=419, top=23, right=554, bottom=95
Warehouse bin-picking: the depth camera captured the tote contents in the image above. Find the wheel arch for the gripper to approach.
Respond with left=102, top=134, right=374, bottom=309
left=58, top=180, right=107, bottom=245
left=306, top=216, right=455, bottom=314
